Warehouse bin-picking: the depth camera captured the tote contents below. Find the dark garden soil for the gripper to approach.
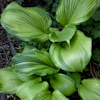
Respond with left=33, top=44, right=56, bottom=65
left=0, top=0, right=100, bottom=100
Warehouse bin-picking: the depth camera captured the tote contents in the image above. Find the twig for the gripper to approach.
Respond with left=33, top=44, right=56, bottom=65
left=2, top=40, right=14, bottom=45
left=0, top=93, right=6, bottom=100
left=0, top=53, right=3, bottom=68
left=89, top=62, right=95, bottom=78
left=91, top=61, right=100, bottom=67
left=93, top=66, right=98, bottom=78
left=6, top=32, right=16, bottom=56
left=0, top=42, right=9, bottom=65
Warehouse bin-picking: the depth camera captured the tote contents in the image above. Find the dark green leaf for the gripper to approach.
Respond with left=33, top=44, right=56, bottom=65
left=92, top=28, right=100, bottom=38
left=94, top=22, right=100, bottom=29
left=92, top=48, right=100, bottom=63
left=92, top=10, right=100, bottom=21
left=43, top=0, right=53, bottom=5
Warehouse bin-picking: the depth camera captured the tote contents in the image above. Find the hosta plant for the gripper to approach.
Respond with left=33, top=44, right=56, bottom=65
left=0, top=0, right=100, bottom=100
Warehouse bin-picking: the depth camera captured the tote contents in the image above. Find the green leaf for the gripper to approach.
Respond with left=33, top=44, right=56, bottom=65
left=16, top=79, right=49, bottom=100
left=49, top=30, right=92, bottom=72
left=92, top=10, right=100, bottom=21
left=94, top=22, right=100, bottom=29
left=82, top=26, right=93, bottom=33
left=12, top=47, right=59, bottom=76
left=22, top=45, right=35, bottom=54
left=1, top=2, right=52, bottom=42
left=78, top=78, right=100, bottom=100
left=32, top=90, right=69, bottom=100
left=16, top=0, right=24, bottom=5
left=49, top=27, right=59, bottom=33
left=0, top=67, right=23, bottom=94
left=67, top=72, right=81, bottom=88
left=55, top=0, right=60, bottom=3
left=56, top=0, right=99, bottom=26
left=91, top=28, right=100, bottom=38
left=92, top=48, right=100, bottom=63
left=87, top=19, right=94, bottom=25
left=43, top=0, right=53, bottom=5
left=52, top=2, right=58, bottom=8
left=49, top=24, right=76, bottom=45
left=50, top=73, right=76, bottom=96
left=14, top=71, right=37, bottom=82
left=51, top=2, right=59, bottom=13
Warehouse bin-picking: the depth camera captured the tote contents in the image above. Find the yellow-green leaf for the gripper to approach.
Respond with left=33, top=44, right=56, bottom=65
left=78, top=78, right=100, bottom=100
left=16, top=79, right=49, bottom=100
left=32, top=90, right=69, bottom=100
left=0, top=67, right=23, bottom=94
left=49, top=30, right=92, bottom=72
left=49, top=24, right=76, bottom=45
left=1, top=2, right=52, bottom=42
left=12, top=47, right=59, bottom=76
left=50, top=73, right=76, bottom=96
left=56, top=0, right=99, bottom=26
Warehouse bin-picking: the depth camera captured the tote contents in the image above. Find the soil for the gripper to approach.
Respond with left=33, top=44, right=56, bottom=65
left=0, top=0, right=100, bottom=100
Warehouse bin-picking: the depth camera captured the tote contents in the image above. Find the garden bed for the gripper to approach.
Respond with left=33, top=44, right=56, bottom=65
left=0, top=0, right=100, bottom=100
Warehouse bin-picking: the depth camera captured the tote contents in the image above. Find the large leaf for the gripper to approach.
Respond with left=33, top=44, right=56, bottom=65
left=1, top=2, right=52, bottom=42
left=49, top=24, right=76, bottom=44
left=0, top=67, right=23, bottom=94
left=12, top=47, right=59, bottom=76
left=49, top=30, right=92, bottom=72
left=78, top=78, right=100, bottom=100
left=32, top=90, right=69, bottom=100
left=16, top=78, right=49, bottom=100
left=56, top=0, right=99, bottom=26
left=50, top=73, right=76, bottom=96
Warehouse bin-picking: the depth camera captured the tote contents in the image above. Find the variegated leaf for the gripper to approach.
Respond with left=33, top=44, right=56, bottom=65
left=1, top=2, right=52, bottom=42
left=0, top=67, right=23, bottom=94
left=12, top=47, right=59, bottom=76
left=49, top=30, right=92, bottom=72
left=56, top=0, right=99, bottom=26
